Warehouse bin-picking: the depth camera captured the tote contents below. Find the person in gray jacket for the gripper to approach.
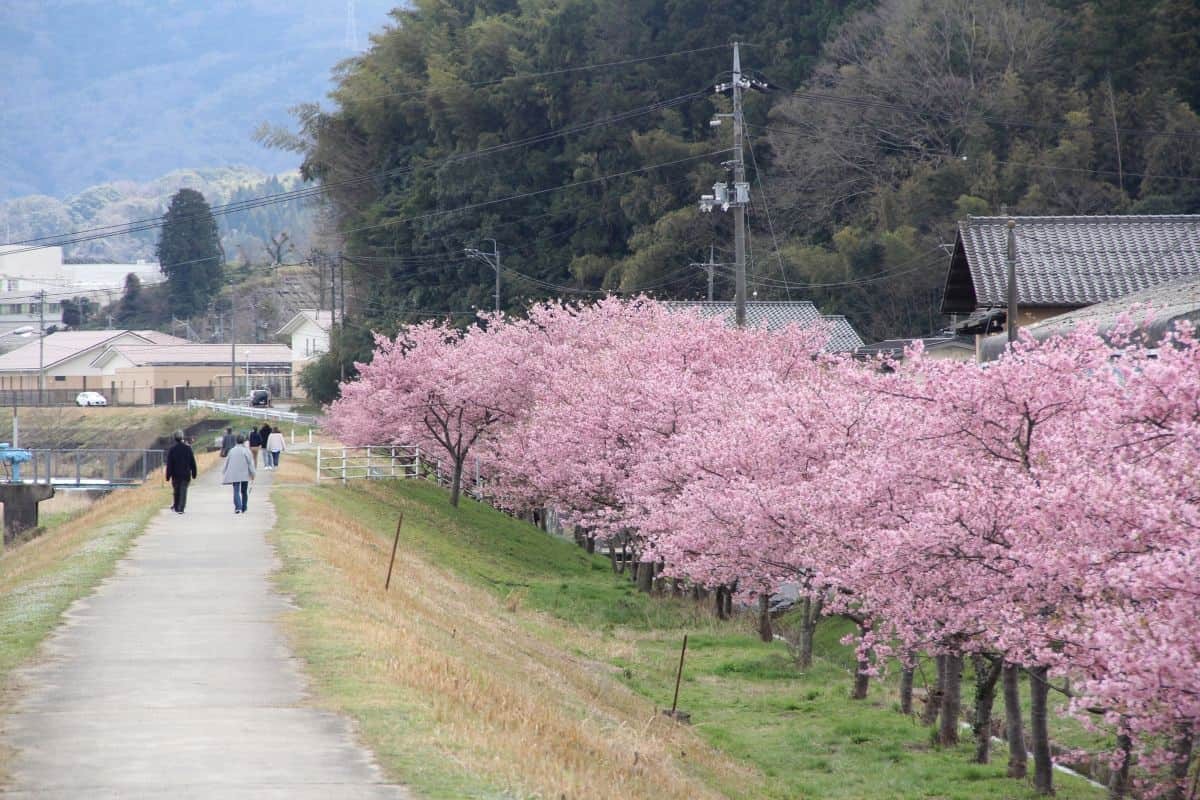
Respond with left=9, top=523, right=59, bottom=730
left=221, top=434, right=256, bottom=514
left=219, top=427, right=237, bottom=457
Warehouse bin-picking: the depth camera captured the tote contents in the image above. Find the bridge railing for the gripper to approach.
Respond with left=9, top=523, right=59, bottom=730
left=5, top=449, right=166, bottom=487
left=187, top=399, right=319, bottom=426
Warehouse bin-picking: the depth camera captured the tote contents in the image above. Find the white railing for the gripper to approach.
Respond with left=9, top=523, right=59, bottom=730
left=315, top=444, right=485, bottom=499
left=316, top=445, right=421, bottom=483
left=188, top=399, right=318, bottom=426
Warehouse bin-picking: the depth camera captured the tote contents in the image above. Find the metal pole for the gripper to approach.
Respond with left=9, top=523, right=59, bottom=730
left=38, top=290, right=45, bottom=405
left=732, top=43, right=747, bottom=328
left=230, top=297, right=237, bottom=399
left=492, top=239, right=500, bottom=313
left=1007, top=219, right=1018, bottom=344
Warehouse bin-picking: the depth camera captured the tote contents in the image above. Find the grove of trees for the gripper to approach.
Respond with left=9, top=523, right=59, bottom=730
left=282, top=0, right=1200, bottom=351
left=328, top=299, right=1200, bottom=798
left=156, top=188, right=224, bottom=319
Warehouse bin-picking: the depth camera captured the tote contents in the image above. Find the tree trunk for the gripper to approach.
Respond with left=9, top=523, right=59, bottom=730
left=1165, top=725, right=1194, bottom=800
left=584, top=535, right=595, bottom=554
left=851, top=624, right=871, bottom=700
left=449, top=457, right=464, bottom=507
left=1108, top=730, right=1131, bottom=800
left=618, top=535, right=628, bottom=574
left=1003, top=663, right=1027, bottom=779
left=723, top=582, right=734, bottom=618
left=938, top=653, right=964, bottom=747
left=922, top=655, right=945, bottom=726
left=635, top=560, right=654, bottom=593
left=900, top=663, right=915, bottom=715
left=794, top=595, right=824, bottom=669
left=757, top=594, right=773, bottom=642
left=1029, top=666, right=1054, bottom=795
left=971, top=654, right=1003, bottom=763
left=714, top=585, right=727, bottom=619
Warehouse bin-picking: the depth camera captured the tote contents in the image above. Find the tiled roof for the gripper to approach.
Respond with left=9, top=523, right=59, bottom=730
left=942, top=215, right=1200, bottom=312
left=979, top=273, right=1200, bottom=360
left=663, top=302, right=862, bottom=353
left=855, top=334, right=975, bottom=360
left=821, top=315, right=865, bottom=352
left=0, top=330, right=155, bottom=372
left=91, top=344, right=295, bottom=368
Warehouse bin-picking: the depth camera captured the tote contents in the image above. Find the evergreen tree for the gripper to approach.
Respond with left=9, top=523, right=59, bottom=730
left=157, top=189, right=223, bottom=318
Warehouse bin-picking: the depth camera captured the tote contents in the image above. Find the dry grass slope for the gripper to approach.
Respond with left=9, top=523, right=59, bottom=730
left=271, top=485, right=765, bottom=799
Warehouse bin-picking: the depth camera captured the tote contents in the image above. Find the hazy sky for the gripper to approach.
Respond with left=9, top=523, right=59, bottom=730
left=1, top=1, right=398, bottom=198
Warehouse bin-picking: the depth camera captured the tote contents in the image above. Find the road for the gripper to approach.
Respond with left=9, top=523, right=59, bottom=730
left=0, top=464, right=408, bottom=799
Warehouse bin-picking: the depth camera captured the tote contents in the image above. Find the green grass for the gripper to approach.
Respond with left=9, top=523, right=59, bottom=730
left=296, top=478, right=1107, bottom=800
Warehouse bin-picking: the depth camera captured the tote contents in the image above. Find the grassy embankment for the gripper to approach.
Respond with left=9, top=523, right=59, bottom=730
left=269, top=456, right=1108, bottom=800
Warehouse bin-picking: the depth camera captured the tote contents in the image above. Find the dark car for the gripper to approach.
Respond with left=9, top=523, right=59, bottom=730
left=250, top=389, right=271, bottom=407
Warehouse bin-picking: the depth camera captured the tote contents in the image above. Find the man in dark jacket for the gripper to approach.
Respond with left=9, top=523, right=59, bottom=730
left=258, top=423, right=272, bottom=454
left=220, top=427, right=236, bottom=457
left=165, top=430, right=198, bottom=514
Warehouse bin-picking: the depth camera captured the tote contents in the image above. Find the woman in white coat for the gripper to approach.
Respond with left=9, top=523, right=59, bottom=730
left=265, top=427, right=286, bottom=470
left=221, top=434, right=256, bottom=514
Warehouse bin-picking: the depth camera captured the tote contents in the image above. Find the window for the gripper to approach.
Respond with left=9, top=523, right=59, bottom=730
left=53, top=375, right=66, bottom=382
left=5, top=280, right=17, bottom=291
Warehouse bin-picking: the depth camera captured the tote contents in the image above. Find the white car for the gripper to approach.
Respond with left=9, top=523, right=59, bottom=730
left=75, top=391, right=108, bottom=407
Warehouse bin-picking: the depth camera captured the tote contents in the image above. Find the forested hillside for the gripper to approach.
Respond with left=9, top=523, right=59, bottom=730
left=286, top=0, right=1200, bottom=342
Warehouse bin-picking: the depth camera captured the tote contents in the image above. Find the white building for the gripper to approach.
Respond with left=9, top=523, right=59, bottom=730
left=276, top=309, right=332, bottom=362
left=0, top=246, right=164, bottom=335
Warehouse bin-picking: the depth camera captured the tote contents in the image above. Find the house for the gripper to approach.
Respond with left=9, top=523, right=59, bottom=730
left=941, top=214, right=1200, bottom=359
left=978, top=273, right=1200, bottom=361
left=664, top=301, right=865, bottom=352
left=276, top=309, right=332, bottom=362
left=0, top=330, right=190, bottom=403
left=89, top=343, right=295, bottom=404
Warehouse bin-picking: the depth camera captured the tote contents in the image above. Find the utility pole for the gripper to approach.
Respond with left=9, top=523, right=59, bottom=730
left=230, top=297, right=237, bottom=399
left=1007, top=219, right=1018, bottom=344
left=465, top=239, right=501, bottom=313
left=37, top=290, right=45, bottom=405
left=699, top=42, right=752, bottom=327
left=690, top=245, right=719, bottom=302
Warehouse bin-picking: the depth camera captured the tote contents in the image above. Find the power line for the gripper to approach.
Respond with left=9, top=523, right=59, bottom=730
left=345, top=44, right=731, bottom=104
left=7, top=91, right=710, bottom=254
left=340, top=150, right=732, bottom=236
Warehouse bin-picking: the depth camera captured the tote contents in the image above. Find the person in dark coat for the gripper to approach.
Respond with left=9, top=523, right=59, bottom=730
left=248, top=427, right=263, bottom=466
left=164, top=430, right=198, bottom=514
left=220, top=427, right=237, bottom=457
left=258, top=423, right=272, bottom=454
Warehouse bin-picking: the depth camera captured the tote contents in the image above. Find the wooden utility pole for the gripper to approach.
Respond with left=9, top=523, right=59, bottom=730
left=731, top=42, right=747, bottom=328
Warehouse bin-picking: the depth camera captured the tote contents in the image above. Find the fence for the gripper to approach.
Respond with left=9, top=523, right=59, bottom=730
left=315, top=444, right=485, bottom=499
left=154, top=385, right=216, bottom=405
left=3, top=448, right=165, bottom=487
left=0, top=388, right=141, bottom=407
left=187, top=399, right=319, bottom=426
left=316, top=446, right=421, bottom=483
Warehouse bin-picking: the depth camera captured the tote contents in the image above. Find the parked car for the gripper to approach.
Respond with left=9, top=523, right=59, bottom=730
left=250, top=389, right=271, bottom=407
left=75, top=391, right=108, bottom=407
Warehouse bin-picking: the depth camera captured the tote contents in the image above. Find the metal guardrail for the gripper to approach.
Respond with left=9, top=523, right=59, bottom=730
left=316, top=445, right=485, bottom=499
left=3, top=448, right=166, bottom=488
left=187, top=399, right=319, bottom=426
left=316, top=446, right=421, bottom=483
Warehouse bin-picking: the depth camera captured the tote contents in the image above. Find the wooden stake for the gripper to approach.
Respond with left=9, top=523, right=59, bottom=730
left=671, top=634, right=688, bottom=715
left=385, top=512, right=404, bottom=591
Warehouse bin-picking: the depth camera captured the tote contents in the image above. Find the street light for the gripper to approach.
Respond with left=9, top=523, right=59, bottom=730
left=244, top=349, right=252, bottom=397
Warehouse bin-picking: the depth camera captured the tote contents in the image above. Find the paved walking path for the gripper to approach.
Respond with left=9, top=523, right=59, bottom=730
left=1, top=465, right=408, bottom=798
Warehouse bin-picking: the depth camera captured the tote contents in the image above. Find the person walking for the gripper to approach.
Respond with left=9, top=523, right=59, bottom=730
left=221, top=434, right=256, bottom=514
left=219, top=427, right=237, bottom=457
left=266, top=426, right=286, bottom=470
left=258, top=423, right=272, bottom=455
left=248, top=426, right=263, bottom=466
left=164, top=430, right=197, bottom=514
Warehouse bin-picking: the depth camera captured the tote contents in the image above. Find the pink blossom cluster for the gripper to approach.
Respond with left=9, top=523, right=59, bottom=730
left=328, top=299, right=1199, bottom=793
